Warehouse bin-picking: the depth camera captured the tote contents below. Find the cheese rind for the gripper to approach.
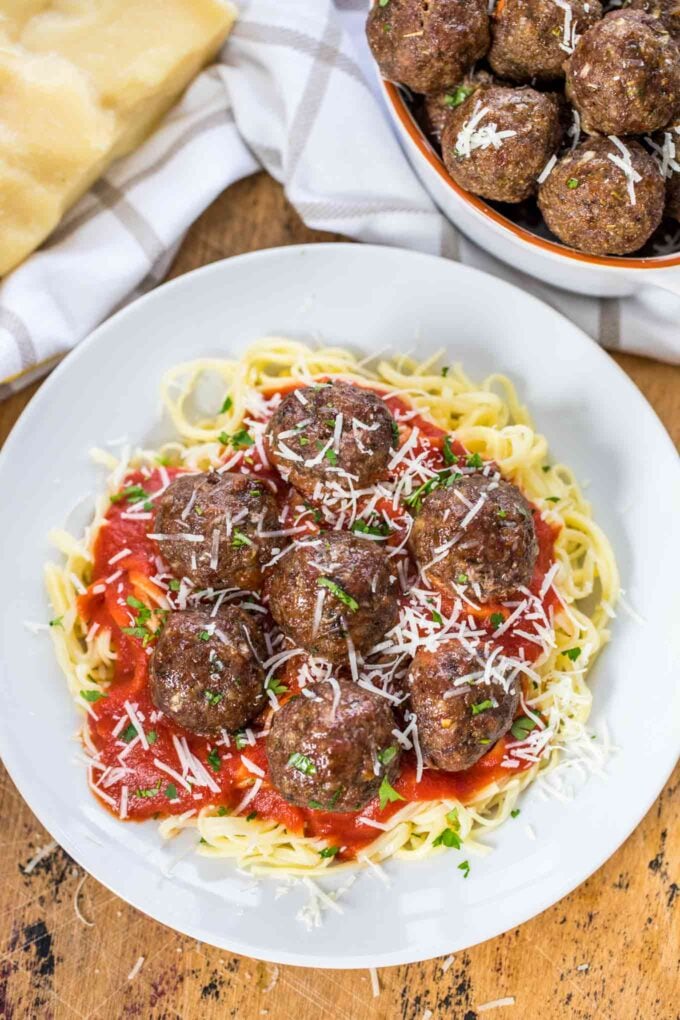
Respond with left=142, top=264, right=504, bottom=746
left=0, top=0, right=237, bottom=276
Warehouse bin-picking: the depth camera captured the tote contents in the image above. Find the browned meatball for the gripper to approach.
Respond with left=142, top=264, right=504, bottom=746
left=489, top=0, right=603, bottom=83
left=649, top=124, right=680, bottom=218
left=265, top=380, right=396, bottom=499
left=409, top=473, right=538, bottom=603
left=626, top=0, right=680, bottom=39
left=265, top=530, right=399, bottom=664
left=565, top=10, right=680, bottom=135
left=409, top=642, right=519, bottom=771
left=422, top=71, right=492, bottom=142
left=441, top=85, right=563, bottom=203
left=266, top=679, right=401, bottom=812
left=153, top=472, right=278, bottom=592
left=538, top=137, right=665, bottom=255
left=366, top=0, right=490, bottom=94
left=150, top=606, right=267, bottom=735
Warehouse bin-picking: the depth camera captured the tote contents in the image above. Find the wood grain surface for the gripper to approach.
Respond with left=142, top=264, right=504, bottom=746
left=1, top=174, right=678, bottom=1020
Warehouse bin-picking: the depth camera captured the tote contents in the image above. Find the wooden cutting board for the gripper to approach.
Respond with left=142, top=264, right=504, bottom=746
left=1, top=173, right=677, bottom=1020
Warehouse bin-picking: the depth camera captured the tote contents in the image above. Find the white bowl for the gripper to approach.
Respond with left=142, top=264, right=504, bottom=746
left=0, top=244, right=678, bottom=967
left=380, top=78, right=680, bottom=299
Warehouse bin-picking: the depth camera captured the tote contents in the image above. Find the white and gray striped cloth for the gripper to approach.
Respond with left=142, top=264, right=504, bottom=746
left=1, top=0, right=678, bottom=399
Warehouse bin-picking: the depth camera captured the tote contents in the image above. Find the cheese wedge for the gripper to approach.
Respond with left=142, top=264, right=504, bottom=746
left=0, top=0, right=237, bottom=276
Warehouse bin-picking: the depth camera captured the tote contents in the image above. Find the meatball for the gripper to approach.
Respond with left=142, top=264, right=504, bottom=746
left=650, top=124, right=680, bottom=219
left=265, top=530, right=399, bottom=664
left=266, top=679, right=401, bottom=812
left=626, top=0, right=680, bottom=40
left=409, top=642, right=519, bottom=772
left=565, top=10, right=680, bottom=135
left=366, top=0, right=490, bottom=94
left=441, top=85, right=563, bottom=203
left=489, top=0, right=603, bottom=83
left=409, top=473, right=538, bottom=603
left=538, top=137, right=665, bottom=255
left=153, top=472, right=278, bottom=592
left=150, top=606, right=267, bottom=735
left=265, top=379, right=396, bottom=499
left=422, top=71, right=492, bottom=143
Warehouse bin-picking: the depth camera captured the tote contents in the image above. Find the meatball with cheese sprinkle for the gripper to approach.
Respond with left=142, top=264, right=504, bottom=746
left=409, top=641, right=520, bottom=771
left=366, top=0, right=490, bottom=94
left=265, top=379, right=397, bottom=499
left=565, top=10, right=680, bottom=135
left=266, top=678, right=401, bottom=812
left=488, top=0, right=603, bottom=83
left=409, top=473, right=538, bottom=603
left=150, top=606, right=267, bottom=735
left=441, top=84, right=563, bottom=203
left=625, top=0, right=680, bottom=41
left=538, top=137, right=665, bottom=255
left=153, top=472, right=279, bottom=592
left=265, top=530, right=399, bottom=665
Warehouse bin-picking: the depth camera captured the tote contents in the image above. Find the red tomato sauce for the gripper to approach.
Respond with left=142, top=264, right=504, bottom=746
left=77, top=386, right=557, bottom=858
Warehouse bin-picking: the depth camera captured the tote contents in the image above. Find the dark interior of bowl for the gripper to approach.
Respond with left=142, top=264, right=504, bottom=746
left=402, top=87, right=680, bottom=261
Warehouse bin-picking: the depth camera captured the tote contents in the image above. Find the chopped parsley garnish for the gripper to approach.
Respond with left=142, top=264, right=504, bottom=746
left=379, top=0, right=390, bottom=6
left=446, top=807, right=459, bottom=827
left=308, top=799, right=324, bottom=810
left=207, top=748, right=221, bottom=772
left=545, top=496, right=560, bottom=503
left=511, top=716, right=538, bottom=740
left=564, top=646, right=582, bottom=662
left=441, top=366, right=449, bottom=377
left=471, top=699, right=493, bottom=716
left=80, top=689, right=106, bottom=703
left=303, top=501, right=323, bottom=523
left=378, top=746, right=398, bottom=766
left=146, top=730, right=157, bottom=745
left=458, top=860, right=471, bottom=878
left=231, top=528, right=253, bottom=549
left=220, top=395, right=233, bottom=414
left=456, top=573, right=468, bottom=585
left=120, top=723, right=137, bottom=743
left=497, top=509, right=507, bottom=519
left=232, top=428, right=254, bottom=449
left=288, top=752, right=317, bottom=775
left=510, top=808, right=521, bottom=818
left=479, top=738, right=491, bottom=745
left=49, top=616, right=64, bottom=628
left=378, top=776, right=405, bottom=811
left=126, top=595, right=146, bottom=611
left=204, top=690, right=223, bottom=705
left=169, top=579, right=181, bottom=591
left=299, top=437, right=309, bottom=446
left=443, top=436, right=458, bottom=466
left=198, top=630, right=212, bottom=642
left=489, top=612, right=504, bottom=630
left=266, top=676, right=288, bottom=696
left=319, top=845, right=341, bottom=858
left=329, top=788, right=343, bottom=809
left=542, top=465, right=551, bottom=473
left=433, top=827, right=462, bottom=849
left=445, top=84, right=474, bottom=108
left=352, top=518, right=390, bottom=537
left=216, top=806, right=230, bottom=816
left=111, top=484, right=149, bottom=505
left=404, top=474, right=443, bottom=509
left=317, top=577, right=359, bottom=612
left=136, top=782, right=161, bottom=799
left=234, top=731, right=248, bottom=750
left=324, top=447, right=338, bottom=466
left=431, top=609, right=444, bottom=626
left=121, top=625, right=148, bottom=640
left=466, top=452, right=483, bottom=469
left=567, top=177, right=580, bottom=189
left=246, top=811, right=258, bottom=822
left=218, top=432, right=230, bottom=445
left=391, top=420, right=400, bottom=447
left=165, top=783, right=178, bottom=800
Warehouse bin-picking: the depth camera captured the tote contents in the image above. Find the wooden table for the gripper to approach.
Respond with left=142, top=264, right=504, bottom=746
left=1, top=174, right=678, bottom=1020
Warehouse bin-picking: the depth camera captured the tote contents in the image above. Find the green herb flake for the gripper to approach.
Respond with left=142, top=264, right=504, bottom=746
left=266, top=676, right=288, bottom=696
left=511, top=716, right=538, bottom=740
left=146, top=730, right=157, bottom=745
left=489, top=612, right=504, bottom=630
left=445, top=84, right=474, bottom=108
left=471, top=699, right=493, bottom=716
left=198, top=631, right=212, bottom=642
left=391, top=420, right=400, bottom=448
left=111, top=484, right=149, bottom=505
left=497, top=509, right=507, bottom=519
left=136, top=782, right=161, bottom=799
left=246, top=811, right=258, bottom=822
left=120, top=724, right=137, bottom=743
left=204, top=690, right=223, bottom=705
left=231, top=428, right=254, bottom=449
left=169, top=579, right=181, bottom=591
left=441, top=366, right=449, bottom=378
left=231, top=528, right=253, bottom=549
left=545, top=496, right=560, bottom=504
left=567, top=177, right=580, bottom=189
left=288, top=752, right=317, bottom=776
left=216, top=805, right=230, bottom=816
left=431, top=609, right=444, bottom=626
left=510, top=808, right=521, bottom=818
left=317, top=576, right=359, bottom=612
left=564, top=646, right=582, bottom=662
left=443, top=436, right=458, bottom=466
left=456, top=573, right=468, bottom=585
left=446, top=807, right=459, bottom=828
left=207, top=748, right=221, bottom=772
left=458, top=860, right=471, bottom=878
left=165, top=783, right=178, bottom=800
left=218, top=431, right=230, bottom=445
left=542, top=465, right=551, bottom=473
left=378, top=746, right=398, bottom=767
left=234, top=731, right=248, bottom=750
left=433, top=827, right=462, bottom=849
left=220, top=395, right=233, bottom=414
left=324, top=447, right=338, bottom=466
left=466, top=452, right=483, bottom=469
left=308, top=799, right=324, bottom=810
left=378, top=776, right=405, bottom=811
left=49, top=616, right=64, bottom=628
left=352, top=518, right=389, bottom=537
left=80, top=689, right=106, bottom=703
left=319, top=845, right=341, bottom=858
left=479, top=738, right=491, bottom=745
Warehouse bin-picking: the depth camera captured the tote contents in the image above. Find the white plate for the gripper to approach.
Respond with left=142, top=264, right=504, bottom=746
left=0, top=245, right=678, bottom=969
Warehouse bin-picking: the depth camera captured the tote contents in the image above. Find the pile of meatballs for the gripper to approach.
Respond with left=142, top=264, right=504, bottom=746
left=148, top=380, right=539, bottom=816
left=367, top=0, right=680, bottom=257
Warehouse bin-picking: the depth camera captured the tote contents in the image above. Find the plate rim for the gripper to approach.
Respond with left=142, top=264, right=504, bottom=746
left=1, top=242, right=679, bottom=968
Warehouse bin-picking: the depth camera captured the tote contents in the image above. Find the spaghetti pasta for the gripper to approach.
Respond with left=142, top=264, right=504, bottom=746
left=46, top=338, right=619, bottom=877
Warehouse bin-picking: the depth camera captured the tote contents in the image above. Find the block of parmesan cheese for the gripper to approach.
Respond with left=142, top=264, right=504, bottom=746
left=0, top=0, right=237, bottom=276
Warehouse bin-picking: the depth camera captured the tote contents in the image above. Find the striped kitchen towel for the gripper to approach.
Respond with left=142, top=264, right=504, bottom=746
left=0, top=0, right=678, bottom=396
